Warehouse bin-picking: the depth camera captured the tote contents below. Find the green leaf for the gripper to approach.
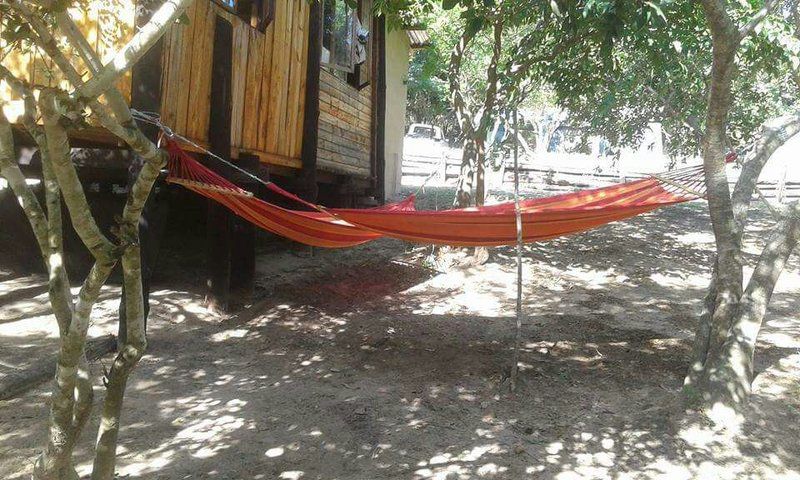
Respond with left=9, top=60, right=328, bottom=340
left=550, top=0, right=562, bottom=17
left=644, top=1, right=667, bottom=22
left=464, top=17, right=485, bottom=37
left=442, top=0, right=460, bottom=10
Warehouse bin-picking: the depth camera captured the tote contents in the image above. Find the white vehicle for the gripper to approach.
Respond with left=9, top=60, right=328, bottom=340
left=404, top=123, right=445, bottom=159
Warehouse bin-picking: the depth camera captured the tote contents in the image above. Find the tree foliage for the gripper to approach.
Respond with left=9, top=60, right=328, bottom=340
left=392, top=0, right=800, bottom=157
left=522, top=1, right=800, bottom=158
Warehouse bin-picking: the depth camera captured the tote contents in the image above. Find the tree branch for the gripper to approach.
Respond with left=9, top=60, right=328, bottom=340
left=75, top=0, right=193, bottom=102
left=1, top=62, right=75, bottom=339
left=503, top=30, right=591, bottom=107
left=53, top=11, right=134, bottom=124
left=705, top=202, right=800, bottom=409
left=8, top=1, right=123, bottom=131
left=52, top=9, right=171, bottom=228
left=479, top=17, right=504, bottom=134
left=17, top=1, right=171, bottom=223
left=39, top=90, right=117, bottom=263
left=731, top=113, right=800, bottom=242
left=90, top=243, right=146, bottom=480
left=11, top=1, right=147, bottom=146
left=0, top=107, right=50, bottom=257
left=738, top=0, right=781, bottom=40
left=449, top=25, right=479, bottom=138
left=644, top=83, right=703, bottom=141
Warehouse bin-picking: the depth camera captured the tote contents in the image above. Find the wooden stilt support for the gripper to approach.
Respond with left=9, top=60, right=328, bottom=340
left=206, top=15, right=235, bottom=312
left=299, top=1, right=322, bottom=203
left=229, top=154, right=261, bottom=306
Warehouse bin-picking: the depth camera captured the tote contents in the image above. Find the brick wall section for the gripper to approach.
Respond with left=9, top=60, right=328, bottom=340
left=317, top=69, right=372, bottom=177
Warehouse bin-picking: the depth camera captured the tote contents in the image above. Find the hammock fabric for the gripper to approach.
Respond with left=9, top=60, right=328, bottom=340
left=164, top=140, right=705, bottom=248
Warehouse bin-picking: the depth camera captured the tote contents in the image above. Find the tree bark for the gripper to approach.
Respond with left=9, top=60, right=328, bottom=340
left=0, top=111, right=50, bottom=257
left=92, top=245, right=147, bottom=480
left=475, top=18, right=503, bottom=207
left=35, top=260, right=114, bottom=480
left=687, top=0, right=791, bottom=421
left=0, top=67, right=74, bottom=334
left=4, top=2, right=186, bottom=477
left=686, top=113, right=800, bottom=391
left=693, top=1, right=743, bottom=381
left=13, top=0, right=169, bottom=166
left=0, top=336, right=115, bottom=401
left=705, top=207, right=800, bottom=416
left=1, top=75, right=88, bottom=480
left=449, top=24, right=478, bottom=207
left=450, top=16, right=503, bottom=208
left=40, top=91, right=116, bottom=262
left=730, top=114, right=800, bottom=241
left=33, top=92, right=118, bottom=479
left=455, top=137, right=478, bottom=206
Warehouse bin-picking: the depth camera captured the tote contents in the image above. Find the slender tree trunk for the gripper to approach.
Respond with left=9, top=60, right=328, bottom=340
left=450, top=16, right=503, bottom=208
left=475, top=138, right=486, bottom=207
left=685, top=264, right=718, bottom=390
left=691, top=3, right=743, bottom=403
left=3, top=2, right=189, bottom=477
left=92, top=144, right=162, bottom=480
left=0, top=75, right=89, bottom=480
left=450, top=24, right=478, bottom=208
left=455, top=136, right=478, bottom=206
left=705, top=210, right=800, bottom=415
left=688, top=0, right=788, bottom=422
left=33, top=91, right=118, bottom=479
left=474, top=17, right=503, bottom=207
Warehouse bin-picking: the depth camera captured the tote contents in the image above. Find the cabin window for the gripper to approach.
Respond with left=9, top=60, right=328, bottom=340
left=348, top=0, right=372, bottom=90
left=321, top=0, right=356, bottom=73
left=322, top=0, right=371, bottom=89
left=216, top=0, right=275, bottom=31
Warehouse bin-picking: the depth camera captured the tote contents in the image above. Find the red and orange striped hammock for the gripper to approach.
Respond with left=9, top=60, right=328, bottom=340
left=164, top=140, right=705, bottom=248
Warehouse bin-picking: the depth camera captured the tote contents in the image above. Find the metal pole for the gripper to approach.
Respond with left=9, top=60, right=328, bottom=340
left=510, top=108, right=523, bottom=393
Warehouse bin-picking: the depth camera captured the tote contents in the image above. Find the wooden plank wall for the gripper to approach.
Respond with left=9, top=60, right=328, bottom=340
left=317, top=70, right=373, bottom=177
left=0, top=2, right=135, bottom=123
left=160, top=0, right=309, bottom=169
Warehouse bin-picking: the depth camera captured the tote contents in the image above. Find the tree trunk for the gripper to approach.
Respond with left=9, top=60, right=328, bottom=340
left=4, top=1, right=190, bottom=477
left=449, top=21, right=478, bottom=208
left=450, top=16, right=502, bottom=209
left=92, top=245, right=148, bottom=480
left=36, top=92, right=119, bottom=478
left=455, top=136, right=478, bottom=207
left=705, top=211, right=800, bottom=420
left=688, top=3, right=743, bottom=403
left=474, top=17, right=503, bottom=208
left=688, top=0, right=788, bottom=422
left=475, top=137, right=487, bottom=207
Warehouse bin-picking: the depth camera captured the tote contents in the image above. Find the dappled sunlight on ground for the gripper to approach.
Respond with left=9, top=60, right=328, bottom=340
left=1, top=201, right=799, bottom=479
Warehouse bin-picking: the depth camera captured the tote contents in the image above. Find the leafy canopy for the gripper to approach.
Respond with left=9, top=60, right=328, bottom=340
left=378, top=0, right=800, bottom=156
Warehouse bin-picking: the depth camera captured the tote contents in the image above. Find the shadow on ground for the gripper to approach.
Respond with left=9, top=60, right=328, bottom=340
left=1, top=199, right=799, bottom=479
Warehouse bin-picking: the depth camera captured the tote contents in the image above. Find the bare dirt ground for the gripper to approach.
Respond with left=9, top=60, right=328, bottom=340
left=2, top=193, right=800, bottom=479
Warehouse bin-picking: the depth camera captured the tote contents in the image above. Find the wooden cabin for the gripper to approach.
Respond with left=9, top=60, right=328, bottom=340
left=1, top=0, right=430, bottom=198
left=0, top=0, right=428, bottom=309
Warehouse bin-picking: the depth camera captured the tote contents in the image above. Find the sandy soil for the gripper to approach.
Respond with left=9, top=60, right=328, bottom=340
left=1, top=195, right=800, bottom=480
